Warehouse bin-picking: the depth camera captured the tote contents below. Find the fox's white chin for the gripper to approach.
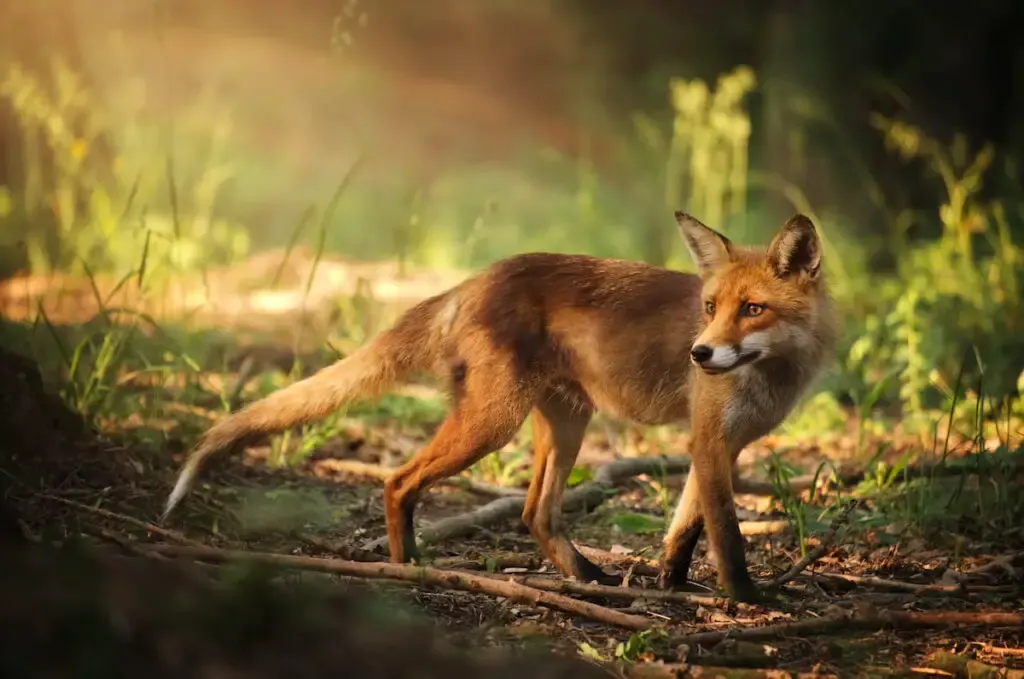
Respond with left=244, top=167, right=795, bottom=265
left=696, top=350, right=763, bottom=375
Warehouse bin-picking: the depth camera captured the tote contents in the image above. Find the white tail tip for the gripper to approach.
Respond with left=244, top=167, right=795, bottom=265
left=162, top=468, right=194, bottom=522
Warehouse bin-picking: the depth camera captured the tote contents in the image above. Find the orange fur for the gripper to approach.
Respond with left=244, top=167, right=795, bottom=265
left=163, top=211, right=837, bottom=602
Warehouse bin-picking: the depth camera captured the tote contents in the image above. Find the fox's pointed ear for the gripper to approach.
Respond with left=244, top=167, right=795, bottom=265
left=675, top=211, right=732, bottom=278
left=767, top=214, right=821, bottom=280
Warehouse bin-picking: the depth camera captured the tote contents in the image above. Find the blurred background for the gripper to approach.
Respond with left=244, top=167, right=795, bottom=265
left=1, top=0, right=1023, bottom=444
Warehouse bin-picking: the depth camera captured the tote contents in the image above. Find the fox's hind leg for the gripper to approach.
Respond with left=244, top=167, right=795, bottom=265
left=383, top=360, right=535, bottom=564
left=521, top=391, right=616, bottom=584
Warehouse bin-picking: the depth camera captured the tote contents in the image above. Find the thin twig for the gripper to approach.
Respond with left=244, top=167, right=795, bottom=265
left=141, top=543, right=655, bottom=631
left=494, top=574, right=761, bottom=611
left=769, top=502, right=855, bottom=589
left=37, top=493, right=206, bottom=547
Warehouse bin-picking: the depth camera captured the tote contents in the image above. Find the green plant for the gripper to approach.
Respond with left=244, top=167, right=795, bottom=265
left=838, top=117, right=1024, bottom=435
left=1, top=60, right=250, bottom=284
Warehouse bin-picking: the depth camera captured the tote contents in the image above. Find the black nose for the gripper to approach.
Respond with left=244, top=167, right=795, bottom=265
left=690, top=344, right=713, bottom=364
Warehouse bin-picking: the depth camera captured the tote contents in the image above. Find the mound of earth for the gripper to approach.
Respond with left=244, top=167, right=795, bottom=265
left=0, top=527, right=609, bottom=679
left=0, top=347, right=122, bottom=493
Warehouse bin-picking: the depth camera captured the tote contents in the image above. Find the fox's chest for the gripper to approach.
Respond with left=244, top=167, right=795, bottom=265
left=722, top=369, right=806, bottom=446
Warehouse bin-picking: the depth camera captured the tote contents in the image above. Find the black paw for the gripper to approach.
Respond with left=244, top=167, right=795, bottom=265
left=659, top=570, right=716, bottom=593
left=724, top=579, right=764, bottom=604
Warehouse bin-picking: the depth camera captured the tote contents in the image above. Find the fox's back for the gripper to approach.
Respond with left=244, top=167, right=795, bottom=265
left=451, top=253, right=704, bottom=422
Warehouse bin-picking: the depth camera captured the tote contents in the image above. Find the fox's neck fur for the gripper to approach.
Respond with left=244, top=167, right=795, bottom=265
left=711, top=286, right=836, bottom=448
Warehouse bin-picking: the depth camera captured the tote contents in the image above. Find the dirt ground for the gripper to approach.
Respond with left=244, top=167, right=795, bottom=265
left=1, top=280, right=1022, bottom=678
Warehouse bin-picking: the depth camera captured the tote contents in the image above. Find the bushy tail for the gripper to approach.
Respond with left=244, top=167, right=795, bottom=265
left=161, top=292, right=451, bottom=521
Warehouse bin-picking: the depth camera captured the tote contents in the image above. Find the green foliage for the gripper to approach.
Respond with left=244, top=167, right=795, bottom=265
left=781, top=390, right=849, bottom=438
left=834, top=116, right=1024, bottom=432
left=1, top=60, right=250, bottom=283
left=608, top=512, right=665, bottom=536
left=851, top=445, right=1024, bottom=540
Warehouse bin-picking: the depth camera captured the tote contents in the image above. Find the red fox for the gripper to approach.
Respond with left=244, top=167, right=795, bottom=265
left=162, top=211, right=836, bottom=602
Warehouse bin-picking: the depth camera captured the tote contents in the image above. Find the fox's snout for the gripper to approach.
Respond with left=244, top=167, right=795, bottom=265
left=690, top=332, right=769, bottom=374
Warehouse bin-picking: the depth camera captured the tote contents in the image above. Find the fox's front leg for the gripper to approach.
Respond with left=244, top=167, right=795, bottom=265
left=660, top=470, right=705, bottom=589
left=662, top=428, right=759, bottom=602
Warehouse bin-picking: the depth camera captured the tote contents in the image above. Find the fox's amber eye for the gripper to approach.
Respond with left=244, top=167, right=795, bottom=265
left=743, top=302, right=765, bottom=317
left=704, top=301, right=716, bottom=316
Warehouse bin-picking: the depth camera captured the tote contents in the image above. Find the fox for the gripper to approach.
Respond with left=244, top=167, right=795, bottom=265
left=162, top=211, right=836, bottom=602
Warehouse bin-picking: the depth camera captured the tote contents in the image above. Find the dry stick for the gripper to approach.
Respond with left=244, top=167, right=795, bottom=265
left=768, top=502, right=855, bottom=589
left=141, top=543, right=655, bottom=631
left=816, top=573, right=966, bottom=596
left=496, top=574, right=749, bottom=610
left=37, top=493, right=206, bottom=548
left=670, top=610, right=1024, bottom=648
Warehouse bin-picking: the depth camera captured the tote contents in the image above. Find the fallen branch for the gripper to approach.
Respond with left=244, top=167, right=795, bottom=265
left=496, top=574, right=754, bottom=611
left=671, top=609, right=1024, bottom=648
left=816, top=573, right=965, bottom=596
left=768, top=502, right=855, bottom=589
left=141, top=543, right=655, bottom=631
left=364, top=455, right=691, bottom=552
left=38, top=494, right=206, bottom=548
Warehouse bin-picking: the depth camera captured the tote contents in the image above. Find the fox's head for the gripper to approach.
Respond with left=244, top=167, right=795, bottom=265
left=676, top=211, right=830, bottom=376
